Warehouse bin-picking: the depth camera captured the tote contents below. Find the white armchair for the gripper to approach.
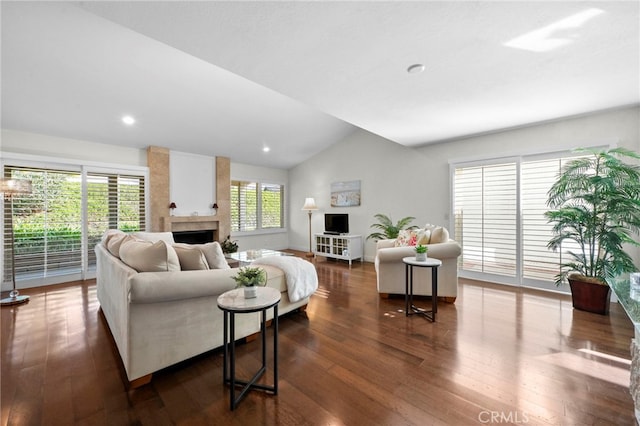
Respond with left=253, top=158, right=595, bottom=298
left=374, top=238, right=462, bottom=302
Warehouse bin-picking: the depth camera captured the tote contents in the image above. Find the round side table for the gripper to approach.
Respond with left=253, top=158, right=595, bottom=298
left=402, top=256, right=442, bottom=322
left=217, top=287, right=281, bottom=410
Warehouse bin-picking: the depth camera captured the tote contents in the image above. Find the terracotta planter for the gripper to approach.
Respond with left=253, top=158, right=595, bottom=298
left=568, top=277, right=611, bottom=315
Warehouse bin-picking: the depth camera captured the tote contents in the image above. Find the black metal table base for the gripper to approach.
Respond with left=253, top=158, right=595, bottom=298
left=222, top=305, right=278, bottom=410
left=405, top=263, right=438, bottom=322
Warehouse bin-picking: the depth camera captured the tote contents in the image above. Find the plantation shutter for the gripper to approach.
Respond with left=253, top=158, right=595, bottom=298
left=261, top=183, right=283, bottom=229
left=521, top=159, right=563, bottom=282
left=86, top=172, right=146, bottom=268
left=454, top=162, right=517, bottom=278
left=3, top=166, right=83, bottom=281
left=231, top=180, right=257, bottom=232
left=453, top=151, right=597, bottom=287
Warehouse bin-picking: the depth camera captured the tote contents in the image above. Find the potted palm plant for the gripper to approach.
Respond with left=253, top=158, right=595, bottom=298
left=366, top=214, right=417, bottom=241
left=545, top=147, right=640, bottom=314
left=232, top=266, right=267, bottom=299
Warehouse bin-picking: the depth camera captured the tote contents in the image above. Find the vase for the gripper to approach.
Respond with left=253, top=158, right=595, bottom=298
left=416, top=253, right=427, bottom=262
left=244, top=286, right=257, bottom=299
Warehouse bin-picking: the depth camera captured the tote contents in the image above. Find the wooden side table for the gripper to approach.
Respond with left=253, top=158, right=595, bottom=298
left=217, top=287, right=281, bottom=410
left=402, top=256, right=442, bottom=322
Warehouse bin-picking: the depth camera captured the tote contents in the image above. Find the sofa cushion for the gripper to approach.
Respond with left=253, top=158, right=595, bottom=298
left=120, top=239, right=180, bottom=272
left=173, top=241, right=230, bottom=270
left=101, top=229, right=126, bottom=245
left=430, top=226, right=450, bottom=244
left=173, top=245, right=210, bottom=271
left=132, top=231, right=175, bottom=244
left=107, top=233, right=135, bottom=259
left=416, top=229, right=431, bottom=245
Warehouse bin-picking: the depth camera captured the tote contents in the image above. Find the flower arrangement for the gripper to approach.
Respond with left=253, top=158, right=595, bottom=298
left=220, top=235, right=238, bottom=254
left=232, top=266, right=267, bottom=288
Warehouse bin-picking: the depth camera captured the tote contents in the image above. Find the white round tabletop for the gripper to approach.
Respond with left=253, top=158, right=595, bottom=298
left=217, top=287, right=281, bottom=312
left=402, top=256, right=442, bottom=267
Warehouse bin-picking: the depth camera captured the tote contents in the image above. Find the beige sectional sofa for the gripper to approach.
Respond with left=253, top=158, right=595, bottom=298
left=95, top=231, right=310, bottom=387
left=374, top=225, right=462, bottom=301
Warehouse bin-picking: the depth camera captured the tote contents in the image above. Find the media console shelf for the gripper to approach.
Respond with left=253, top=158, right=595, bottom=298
left=314, top=234, right=363, bottom=266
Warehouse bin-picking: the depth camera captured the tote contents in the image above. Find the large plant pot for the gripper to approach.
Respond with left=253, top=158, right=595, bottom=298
left=568, top=277, right=611, bottom=315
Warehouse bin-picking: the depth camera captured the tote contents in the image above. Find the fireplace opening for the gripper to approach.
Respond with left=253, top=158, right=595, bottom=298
left=173, top=230, right=215, bottom=245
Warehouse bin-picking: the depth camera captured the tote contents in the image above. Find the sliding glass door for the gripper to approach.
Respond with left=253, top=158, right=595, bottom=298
left=3, top=164, right=146, bottom=287
left=453, top=151, right=593, bottom=290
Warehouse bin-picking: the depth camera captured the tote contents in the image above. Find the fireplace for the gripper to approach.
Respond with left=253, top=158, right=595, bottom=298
left=163, top=216, right=220, bottom=243
left=173, top=230, right=215, bottom=245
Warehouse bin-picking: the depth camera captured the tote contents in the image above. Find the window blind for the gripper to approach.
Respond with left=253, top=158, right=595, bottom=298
left=261, top=183, right=283, bottom=229
left=453, top=151, right=596, bottom=287
left=86, top=172, right=146, bottom=268
left=231, top=180, right=257, bottom=232
left=4, top=166, right=83, bottom=281
left=454, top=162, right=517, bottom=278
left=3, top=165, right=146, bottom=284
left=231, top=180, right=284, bottom=233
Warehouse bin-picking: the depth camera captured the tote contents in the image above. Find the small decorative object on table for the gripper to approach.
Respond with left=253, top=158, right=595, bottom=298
left=221, top=235, right=239, bottom=254
left=232, top=266, right=267, bottom=298
left=169, top=202, right=177, bottom=216
left=415, top=244, right=428, bottom=262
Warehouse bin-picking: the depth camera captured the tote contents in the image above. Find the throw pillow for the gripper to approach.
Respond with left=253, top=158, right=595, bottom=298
left=119, top=239, right=180, bottom=272
left=132, top=231, right=176, bottom=245
left=430, top=226, right=450, bottom=244
left=395, top=229, right=418, bottom=247
left=101, top=229, right=125, bottom=245
left=172, top=245, right=210, bottom=271
left=173, top=241, right=230, bottom=270
left=416, top=229, right=431, bottom=245
left=107, top=234, right=134, bottom=259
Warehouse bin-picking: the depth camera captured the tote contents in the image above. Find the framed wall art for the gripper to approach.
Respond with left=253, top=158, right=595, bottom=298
left=330, top=180, right=361, bottom=207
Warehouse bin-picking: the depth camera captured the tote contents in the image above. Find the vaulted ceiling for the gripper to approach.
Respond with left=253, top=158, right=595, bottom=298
left=2, top=2, right=638, bottom=169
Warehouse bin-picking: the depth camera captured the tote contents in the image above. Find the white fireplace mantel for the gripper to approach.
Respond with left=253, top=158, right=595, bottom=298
left=162, top=215, right=220, bottom=233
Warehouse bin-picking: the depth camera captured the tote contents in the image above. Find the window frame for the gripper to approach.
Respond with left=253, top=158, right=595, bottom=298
left=230, top=178, right=286, bottom=236
left=449, top=144, right=611, bottom=291
left=1, top=153, right=148, bottom=288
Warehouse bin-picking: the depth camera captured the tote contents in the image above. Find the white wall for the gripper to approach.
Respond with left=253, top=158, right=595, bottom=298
left=1, top=129, right=146, bottom=166
left=289, top=106, right=640, bottom=263
left=230, top=161, right=289, bottom=251
left=289, top=129, right=440, bottom=260
left=169, top=150, right=216, bottom=217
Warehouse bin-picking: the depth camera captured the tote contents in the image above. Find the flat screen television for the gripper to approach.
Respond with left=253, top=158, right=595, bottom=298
left=324, top=213, right=349, bottom=235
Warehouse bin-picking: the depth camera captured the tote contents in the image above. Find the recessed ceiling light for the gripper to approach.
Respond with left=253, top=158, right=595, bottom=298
left=263, top=146, right=270, bottom=153
left=407, top=64, right=426, bottom=74
left=122, top=115, right=136, bottom=125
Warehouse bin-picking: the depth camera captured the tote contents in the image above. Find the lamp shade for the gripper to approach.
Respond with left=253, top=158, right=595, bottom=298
left=169, top=202, right=177, bottom=209
left=0, top=178, right=32, bottom=195
left=212, top=203, right=219, bottom=209
left=301, top=197, right=318, bottom=211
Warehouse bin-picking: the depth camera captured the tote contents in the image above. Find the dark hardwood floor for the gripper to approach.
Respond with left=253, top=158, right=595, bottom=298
left=1, top=255, right=635, bottom=425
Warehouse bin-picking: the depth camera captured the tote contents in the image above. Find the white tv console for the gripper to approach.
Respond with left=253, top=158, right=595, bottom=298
left=313, top=234, right=363, bottom=266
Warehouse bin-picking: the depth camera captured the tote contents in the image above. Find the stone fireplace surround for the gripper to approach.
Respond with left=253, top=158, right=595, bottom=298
left=147, top=146, right=231, bottom=242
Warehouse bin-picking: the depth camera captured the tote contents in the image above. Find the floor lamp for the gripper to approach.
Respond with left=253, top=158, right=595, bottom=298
left=301, top=198, right=318, bottom=258
left=1, top=178, right=32, bottom=306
